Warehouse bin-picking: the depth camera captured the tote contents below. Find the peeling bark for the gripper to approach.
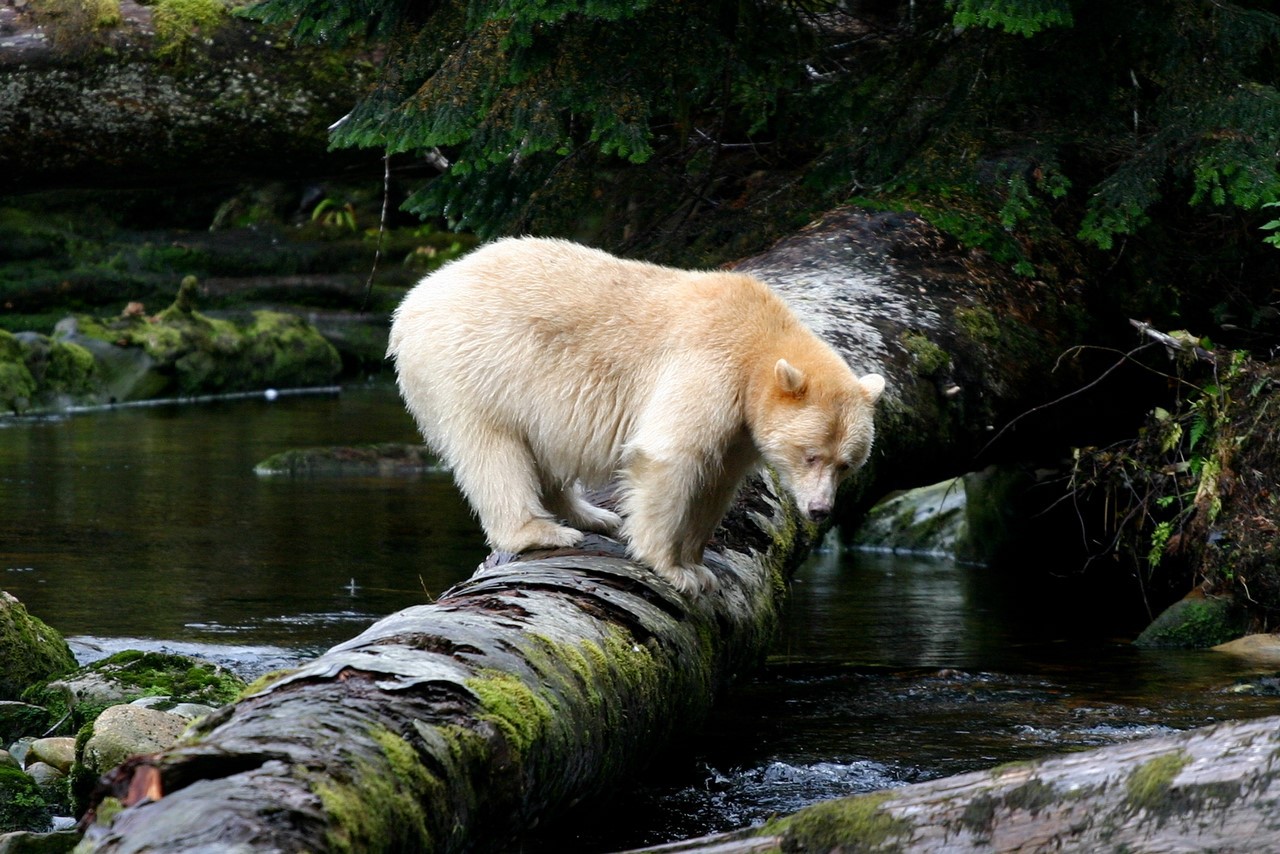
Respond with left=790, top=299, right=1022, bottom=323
left=76, top=208, right=1080, bottom=852
left=622, top=713, right=1280, bottom=852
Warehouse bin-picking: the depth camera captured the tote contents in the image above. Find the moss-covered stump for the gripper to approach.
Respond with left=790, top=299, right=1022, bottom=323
left=253, top=443, right=442, bottom=477
left=0, top=594, right=76, bottom=702
left=49, top=281, right=341, bottom=405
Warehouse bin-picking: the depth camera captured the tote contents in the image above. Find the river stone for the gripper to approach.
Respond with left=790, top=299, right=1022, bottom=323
left=80, top=705, right=187, bottom=776
left=24, top=741, right=72, bottom=775
left=850, top=477, right=968, bottom=556
left=0, top=754, right=15, bottom=773
left=0, top=705, right=47, bottom=746
left=4, top=743, right=31, bottom=770
left=1212, top=633, right=1280, bottom=665
left=0, top=765, right=49, bottom=834
left=1133, top=592, right=1248, bottom=648
left=0, top=594, right=76, bottom=701
left=20, top=764, right=60, bottom=791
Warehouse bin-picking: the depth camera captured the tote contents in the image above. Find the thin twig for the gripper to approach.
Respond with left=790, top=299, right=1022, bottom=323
left=361, top=151, right=392, bottom=313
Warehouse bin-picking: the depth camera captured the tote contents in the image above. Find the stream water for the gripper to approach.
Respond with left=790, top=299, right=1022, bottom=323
left=3, top=384, right=1279, bottom=851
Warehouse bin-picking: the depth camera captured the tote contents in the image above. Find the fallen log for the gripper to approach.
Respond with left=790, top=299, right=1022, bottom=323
left=79, top=524, right=809, bottom=851
left=621, top=712, right=1280, bottom=852
left=76, top=209, right=1084, bottom=851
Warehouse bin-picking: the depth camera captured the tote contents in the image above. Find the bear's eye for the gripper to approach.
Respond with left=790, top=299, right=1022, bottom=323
left=835, top=460, right=851, bottom=474
left=803, top=451, right=821, bottom=467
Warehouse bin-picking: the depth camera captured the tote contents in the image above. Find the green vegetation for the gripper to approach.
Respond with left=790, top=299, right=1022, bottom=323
left=0, top=593, right=77, bottom=701
left=153, top=0, right=229, bottom=60
left=1124, top=751, right=1190, bottom=812
left=0, top=765, right=52, bottom=833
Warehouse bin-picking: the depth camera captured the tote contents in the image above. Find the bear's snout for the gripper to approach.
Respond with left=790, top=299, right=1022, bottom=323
left=805, top=501, right=832, bottom=522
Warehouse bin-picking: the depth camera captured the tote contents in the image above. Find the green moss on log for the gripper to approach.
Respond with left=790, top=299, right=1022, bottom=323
left=775, top=790, right=912, bottom=852
left=465, top=671, right=554, bottom=759
left=1125, top=751, right=1190, bottom=813
left=315, top=726, right=443, bottom=852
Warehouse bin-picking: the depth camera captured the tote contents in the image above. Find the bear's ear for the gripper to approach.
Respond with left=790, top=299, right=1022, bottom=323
left=859, top=373, right=886, bottom=403
left=774, top=359, right=807, bottom=396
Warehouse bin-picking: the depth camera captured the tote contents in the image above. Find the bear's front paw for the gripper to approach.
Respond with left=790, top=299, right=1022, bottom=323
left=496, top=519, right=585, bottom=553
left=655, top=564, right=717, bottom=596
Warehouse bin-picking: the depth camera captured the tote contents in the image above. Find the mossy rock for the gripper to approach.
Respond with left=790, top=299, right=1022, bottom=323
left=0, top=594, right=77, bottom=702
left=0, top=704, right=51, bottom=746
left=0, top=332, right=38, bottom=414
left=1133, top=593, right=1248, bottom=649
left=54, top=281, right=341, bottom=402
left=850, top=477, right=967, bottom=556
left=22, top=651, right=245, bottom=735
left=0, top=765, right=52, bottom=834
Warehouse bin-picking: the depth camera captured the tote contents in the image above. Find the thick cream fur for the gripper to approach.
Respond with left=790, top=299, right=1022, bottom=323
left=387, top=237, right=884, bottom=595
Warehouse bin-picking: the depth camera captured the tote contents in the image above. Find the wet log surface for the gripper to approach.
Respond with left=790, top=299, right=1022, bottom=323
left=621, top=713, right=1280, bottom=852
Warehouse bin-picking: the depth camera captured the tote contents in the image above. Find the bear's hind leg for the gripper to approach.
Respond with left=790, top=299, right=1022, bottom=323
left=450, top=425, right=583, bottom=554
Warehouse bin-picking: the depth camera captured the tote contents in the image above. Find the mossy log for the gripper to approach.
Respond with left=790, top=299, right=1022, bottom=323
left=624, top=713, right=1280, bottom=852
left=75, top=209, right=1082, bottom=851
left=79, top=517, right=810, bottom=851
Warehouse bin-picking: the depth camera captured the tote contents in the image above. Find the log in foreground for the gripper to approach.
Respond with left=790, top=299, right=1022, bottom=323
left=626, top=713, right=1280, bottom=852
left=78, top=498, right=813, bottom=852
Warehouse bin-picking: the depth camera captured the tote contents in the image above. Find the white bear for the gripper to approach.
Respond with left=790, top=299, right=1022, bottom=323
left=388, top=237, right=885, bottom=595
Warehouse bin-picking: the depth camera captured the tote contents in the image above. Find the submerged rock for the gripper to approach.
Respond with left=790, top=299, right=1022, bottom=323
left=0, top=594, right=76, bottom=702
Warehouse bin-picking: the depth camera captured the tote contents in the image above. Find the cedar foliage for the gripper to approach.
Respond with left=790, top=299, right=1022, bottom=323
left=245, top=0, right=1280, bottom=326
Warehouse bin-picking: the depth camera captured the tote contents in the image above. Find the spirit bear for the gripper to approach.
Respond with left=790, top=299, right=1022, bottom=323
left=388, top=237, right=885, bottom=595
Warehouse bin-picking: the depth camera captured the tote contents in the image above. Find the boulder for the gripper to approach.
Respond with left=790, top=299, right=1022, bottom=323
left=0, top=765, right=49, bottom=833
left=23, top=741, right=72, bottom=776
left=1134, top=591, right=1248, bottom=649
left=0, top=594, right=75, bottom=701
left=79, top=705, right=188, bottom=776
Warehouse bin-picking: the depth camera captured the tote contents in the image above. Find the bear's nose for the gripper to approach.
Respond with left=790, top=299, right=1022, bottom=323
left=806, top=502, right=831, bottom=523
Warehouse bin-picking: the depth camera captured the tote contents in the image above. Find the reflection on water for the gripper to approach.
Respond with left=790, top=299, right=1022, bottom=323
left=0, top=382, right=485, bottom=660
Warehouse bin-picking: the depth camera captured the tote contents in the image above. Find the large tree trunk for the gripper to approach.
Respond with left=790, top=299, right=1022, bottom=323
left=623, top=713, right=1280, bottom=853
left=77, top=208, right=1083, bottom=852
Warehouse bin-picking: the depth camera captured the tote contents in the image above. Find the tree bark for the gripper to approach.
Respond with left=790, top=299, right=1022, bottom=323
left=76, top=208, right=1083, bottom=852
left=620, top=713, right=1280, bottom=853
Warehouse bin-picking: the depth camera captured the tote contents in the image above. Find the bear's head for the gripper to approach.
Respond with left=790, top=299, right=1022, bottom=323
left=752, top=358, right=885, bottom=523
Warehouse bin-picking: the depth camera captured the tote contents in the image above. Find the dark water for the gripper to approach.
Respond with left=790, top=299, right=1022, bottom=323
left=532, top=544, right=1280, bottom=851
left=4, top=385, right=1279, bottom=850
left=0, top=382, right=485, bottom=668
